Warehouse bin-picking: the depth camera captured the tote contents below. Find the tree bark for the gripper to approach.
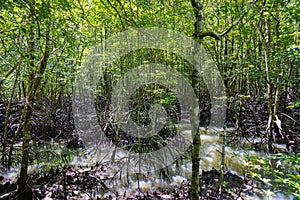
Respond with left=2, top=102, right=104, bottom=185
left=17, top=3, right=35, bottom=198
left=17, top=1, right=51, bottom=198
left=1, top=64, right=20, bottom=167
left=189, top=0, right=244, bottom=198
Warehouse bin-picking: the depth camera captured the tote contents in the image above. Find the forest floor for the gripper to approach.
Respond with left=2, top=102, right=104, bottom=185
left=0, top=99, right=299, bottom=199
left=1, top=162, right=254, bottom=200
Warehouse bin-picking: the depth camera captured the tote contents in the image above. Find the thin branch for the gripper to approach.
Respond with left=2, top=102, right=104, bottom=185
left=115, top=0, right=137, bottom=26
left=219, top=12, right=246, bottom=37
left=198, top=31, right=221, bottom=40
left=0, top=60, right=22, bottom=89
left=105, top=0, right=125, bottom=29
left=0, top=36, right=7, bottom=56
left=196, top=10, right=247, bottom=40
left=193, top=0, right=261, bottom=40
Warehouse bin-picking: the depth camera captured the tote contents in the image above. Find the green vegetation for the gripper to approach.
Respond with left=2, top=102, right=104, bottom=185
left=245, top=153, right=300, bottom=199
left=0, top=0, right=299, bottom=199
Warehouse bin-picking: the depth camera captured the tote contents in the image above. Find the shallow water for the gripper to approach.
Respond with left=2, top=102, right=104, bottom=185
left=0, top=127, right=295, bottom=199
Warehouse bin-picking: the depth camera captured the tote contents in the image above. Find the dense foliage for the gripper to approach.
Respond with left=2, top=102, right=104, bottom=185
left=0, top=0, right=299, bottom=199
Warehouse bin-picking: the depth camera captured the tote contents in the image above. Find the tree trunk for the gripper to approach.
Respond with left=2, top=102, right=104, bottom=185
left=17, top=1, right=51, bottom=198
left=263, top=7, right=281, bottom=153
left=189, top=1, right=242, bottom=198
left=190, top=0, right=204, bottom=198
left=1, top=64, right=20, bottom=167
left=17, top=101, right=34, bottom=199
left=17, top=3, right=35, bottom=197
